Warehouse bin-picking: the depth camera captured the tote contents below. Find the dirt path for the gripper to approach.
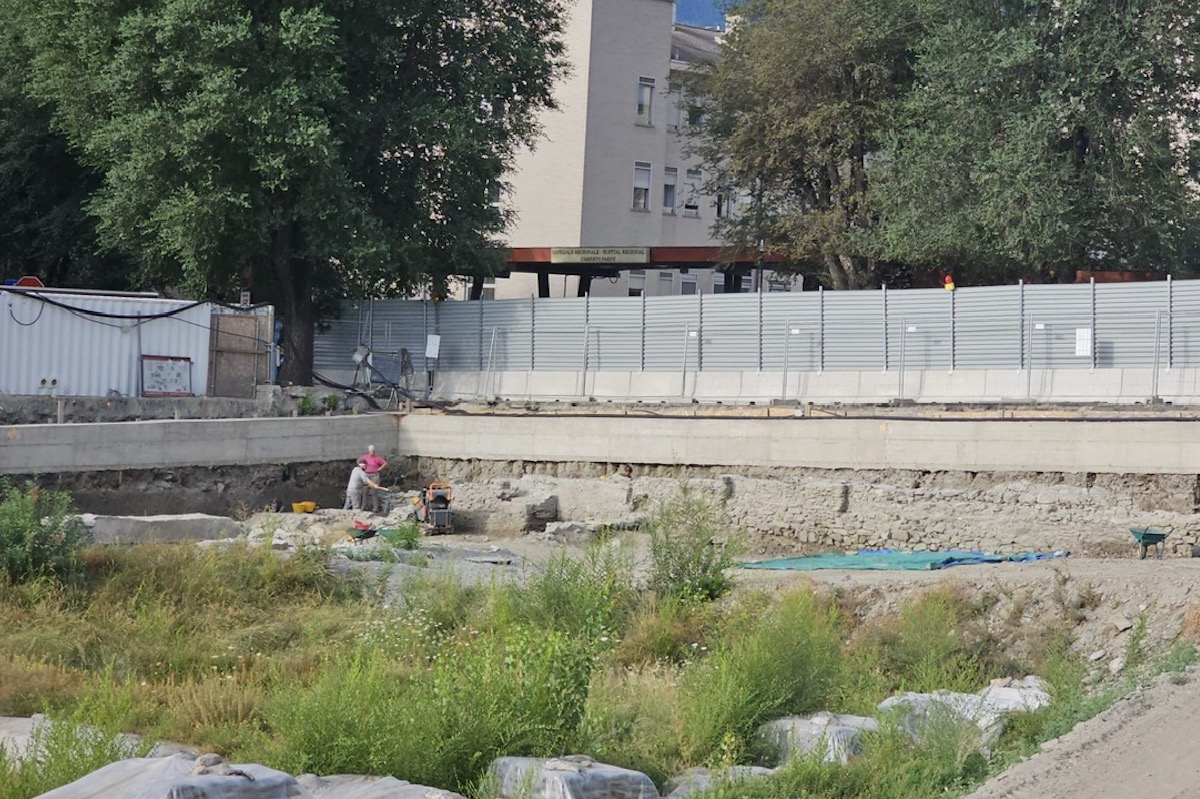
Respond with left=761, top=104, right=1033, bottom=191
left=965, top=669, right=1200, bottom=799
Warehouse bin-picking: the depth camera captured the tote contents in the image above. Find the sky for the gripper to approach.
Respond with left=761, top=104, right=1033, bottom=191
left=676, top=0, right=725, bottom=28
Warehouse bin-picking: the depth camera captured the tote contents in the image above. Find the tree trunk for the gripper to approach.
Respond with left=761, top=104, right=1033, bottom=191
left=272, top=225, right=316, bottom=386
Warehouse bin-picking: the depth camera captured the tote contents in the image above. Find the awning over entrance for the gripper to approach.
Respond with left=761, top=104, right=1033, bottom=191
left=466, top=246, right=788, bottom=298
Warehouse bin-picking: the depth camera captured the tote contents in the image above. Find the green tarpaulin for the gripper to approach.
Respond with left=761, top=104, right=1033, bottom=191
left=740, top=550, right=1066, bottom=572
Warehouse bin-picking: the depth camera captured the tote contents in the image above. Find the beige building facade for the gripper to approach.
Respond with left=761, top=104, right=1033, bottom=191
left=461, top=0, right=791, bottom=300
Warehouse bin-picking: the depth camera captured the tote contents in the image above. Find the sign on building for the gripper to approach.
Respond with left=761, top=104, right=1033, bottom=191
left=550, top=247, right=650, bottom=264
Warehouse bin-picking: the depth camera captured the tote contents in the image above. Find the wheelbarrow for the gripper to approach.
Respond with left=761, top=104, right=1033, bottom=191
left=1130, top=526, right=1173, bottom=560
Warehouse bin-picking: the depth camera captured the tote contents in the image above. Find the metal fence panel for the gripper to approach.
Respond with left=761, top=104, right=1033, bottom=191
left=823, top=291, right=886, bottom=370
left=427, top=302, right=478, bottom=371
left=583, top=297, right=643, bottom=371
left=644, top=296, right=702, bottom=371
left=1170, top=280, right=1200, bottom=367
left=532, top=298, right=589, bottom=370
left=1094, top=282, right=1166, bottom=368
left=953, top=286, right=1022, bottom=369
left=704, top=294, right=767, bottom=371
left=481, top=300, right=534, bottom=371
left=885, top=289, right=953, bottom=370
left=761, top=293, right=821, bottom=371
left=1022, top=284, right=1094, bottom=369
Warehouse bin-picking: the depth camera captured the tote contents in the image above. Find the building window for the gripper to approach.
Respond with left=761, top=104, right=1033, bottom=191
left=668, top=86, right=683, bottom=131
left=481, top=276, right=496, bottom=301
left=681, top=277, right=697, bottom=295
left=684, top=169, right=702, bottom=216
left=628, top=269, right=646, bottom=295
left=687, top=105, right=704, bottom=127
left=713, top=272, right=726, bottom=294
left=658, top=272, right=674, bottom=294
left=628, top=287, right=643, bottom=297
left=487, top=182, right=502, bottom=208
left=636, top=77, right=655, bottom=126
left=632, top=162, right=652, bottom=211
left=715, top=193, right=728, bottom=219
left=663, top=168, right=678, bottom=214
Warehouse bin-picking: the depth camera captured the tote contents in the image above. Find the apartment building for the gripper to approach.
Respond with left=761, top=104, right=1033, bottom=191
left=463, top=0, right=790, bottom=300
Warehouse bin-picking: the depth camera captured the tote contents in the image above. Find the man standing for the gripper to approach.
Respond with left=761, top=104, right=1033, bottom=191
left=359, top=445, right=389, bottom=512
left=344, top=460, right=385, bottom=512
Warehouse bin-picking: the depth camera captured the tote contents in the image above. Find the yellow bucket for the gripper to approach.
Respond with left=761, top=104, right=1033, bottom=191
left=291, top=501, right=317, bottom=514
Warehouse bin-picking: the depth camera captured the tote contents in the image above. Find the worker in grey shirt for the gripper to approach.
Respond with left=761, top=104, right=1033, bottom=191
left=344, top=460, right=386, bottom=511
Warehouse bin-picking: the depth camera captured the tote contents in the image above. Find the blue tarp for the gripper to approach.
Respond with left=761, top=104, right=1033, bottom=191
left=740, top=549, right=1068, bottom=572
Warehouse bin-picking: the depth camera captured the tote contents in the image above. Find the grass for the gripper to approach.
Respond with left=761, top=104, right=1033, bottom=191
left=1, top=488, right=1192, bottom=799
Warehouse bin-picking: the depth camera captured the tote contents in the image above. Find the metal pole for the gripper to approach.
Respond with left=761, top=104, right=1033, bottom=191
left=1026, top=316, right=1034, bottom=399
left=579, top=323, right=590, bottom=397
left=1018, top=279, right=1025, bottom=369
left=640, top=291, right=646, bottom=373
left=818, top=286, right=825, bottom=373
left=1167, top=275, right=1174, bottom=370
left=1151, top=310, right=1162, bottom=401
left=681, top=322, right=691, bottom=397
left=882, top=284, right=889, bottom=372
left=949, top=289, right=956, bottom=372
left=781, top=321, right=792, bottom=400
left=897, top=318, right=906, bottom=399
left=1090, top=277, right=1097, bottom=371
left=529, top=295, right=536, bottom=371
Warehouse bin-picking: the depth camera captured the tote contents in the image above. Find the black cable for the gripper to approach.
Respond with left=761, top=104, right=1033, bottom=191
left=3, top=288, right=273, bottom=322
left=7, top=303, right=44, bottom=326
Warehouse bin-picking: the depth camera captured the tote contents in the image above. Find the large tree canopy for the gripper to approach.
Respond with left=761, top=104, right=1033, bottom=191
left=697, top=0, right=1200, bottom=288
left=0, top=21, right=135, bottom=288
left=692, top=0, right=919, bottom=289
left=12, top=0, right=567, bottom=383
left=876, top=0, right=1200, bottom=281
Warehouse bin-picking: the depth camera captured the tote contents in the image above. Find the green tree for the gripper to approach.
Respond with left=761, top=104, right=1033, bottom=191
left=876, top=0, right=1200, bottom=282
left=14, top=0, right=567, bottom=383
left=691, top=0, right=920, bottom=289
left=0, top=23, right=136, bottom=288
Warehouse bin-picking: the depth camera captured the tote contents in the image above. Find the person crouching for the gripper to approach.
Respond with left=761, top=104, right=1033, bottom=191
left=344, top=460, right=385, bottom=512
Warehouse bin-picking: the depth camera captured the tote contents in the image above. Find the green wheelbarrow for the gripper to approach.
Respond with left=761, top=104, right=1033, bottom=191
left=1130, top=526, right=1173, bottom=560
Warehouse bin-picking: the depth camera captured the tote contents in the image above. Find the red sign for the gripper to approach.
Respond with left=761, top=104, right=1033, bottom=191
left=14, top=276, right=45, bottom=287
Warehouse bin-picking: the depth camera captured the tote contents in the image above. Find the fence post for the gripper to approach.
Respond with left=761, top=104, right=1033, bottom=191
left=680, top=322, right=691, bottom=397
left=949, top=289, right=956, bottom=372
left=819, top=286, right=825, bottom=373
left=478, top=299, right=484, bottom=371
left=697, top=291, right=704, bottom=371
left=1167, top=274, right=1174, bottom=370
left=882, top=284, right=889, bottom=371
left=781, top=321, right=791, bottom=400
left=1152, top=310, right=1163, bottom=402
left=640, top=291, right=646, bottom=372
left=529, top=295, right=536, bottom=371
left=1018, top=279, right=1025, bottom=369
left=1090, top=277, right=1097, bottom=371
left=757, top=289, right=764, bottom=371
left=898, top=317, right=907, bottom=399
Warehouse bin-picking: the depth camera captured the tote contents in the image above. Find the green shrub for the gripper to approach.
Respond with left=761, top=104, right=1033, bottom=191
left=679, top=590, right=843, bottom=764
left=645, top=488, right=738, bottom=602
left=497, top=545, right=636, bottom=641
left=246, top=624, right=595, bottom=793
left=382, top=522, right=422, bottom=551
left=0, top=480, right=88, bottom=585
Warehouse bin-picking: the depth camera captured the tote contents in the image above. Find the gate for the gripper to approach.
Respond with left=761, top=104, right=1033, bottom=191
left=208, top=311, right=272, bottom=398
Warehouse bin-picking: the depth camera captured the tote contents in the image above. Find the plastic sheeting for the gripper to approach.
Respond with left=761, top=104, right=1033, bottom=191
left=754, top=712, right=880, bottom=766
left=35, top=754, right=310, bottom=799
left=296, top=774, right=465, bottom=799
left=741, top=549, right=1069, bottom=571
left=488, top=756, right=657, bottom=799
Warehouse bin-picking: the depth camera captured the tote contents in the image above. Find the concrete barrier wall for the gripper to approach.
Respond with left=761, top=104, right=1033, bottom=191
left=396, top=413, right=1200, bottom=475
left=315, top=366, right=1200, bottom=406
left=6, top=411, right=1200, bottom=477
left=1, top=415, right=398, bottom=475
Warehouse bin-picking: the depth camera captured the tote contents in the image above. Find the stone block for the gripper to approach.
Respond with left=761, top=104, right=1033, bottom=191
left=754, top=712, right=879, bottom=766
left=299, top=773, right=466, bottom=799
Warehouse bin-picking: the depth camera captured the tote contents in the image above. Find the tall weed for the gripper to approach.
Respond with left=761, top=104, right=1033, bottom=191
left=0, top=480, right=88, bottom=584
left=679, top=591, right=842, bottom=764
left=246, top=624, right=594, bottom=793
left=645, top=488, right=738, bottom=602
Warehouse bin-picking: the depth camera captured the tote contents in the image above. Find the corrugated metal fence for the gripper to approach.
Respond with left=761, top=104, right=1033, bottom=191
left=315, top=278, right=1200, bottom=378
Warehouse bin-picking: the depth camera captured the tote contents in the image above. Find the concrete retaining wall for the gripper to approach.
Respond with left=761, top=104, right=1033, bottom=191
left=1, top=415, right=398, bottom=475
left=396, top=413, right=1200, bottom=475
